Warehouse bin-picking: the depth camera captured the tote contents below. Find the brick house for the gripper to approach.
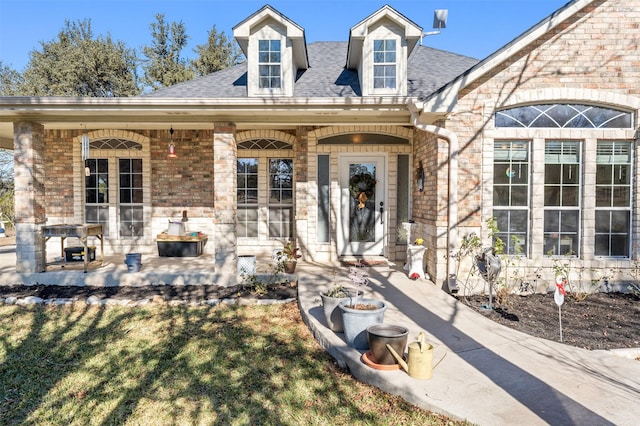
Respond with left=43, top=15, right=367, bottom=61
left=1, top=0, right=639, bottom=293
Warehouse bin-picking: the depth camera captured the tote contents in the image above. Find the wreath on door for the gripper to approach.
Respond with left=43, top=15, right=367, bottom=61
left=349, top=173, right=377, bottom=208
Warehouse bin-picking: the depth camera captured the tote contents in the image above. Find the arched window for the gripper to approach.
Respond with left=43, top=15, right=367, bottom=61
left=237, top=139, right=292, bottom=150
left=495, top=104, right=632, bottom=128
left=90, top=138, right=143, bottom=150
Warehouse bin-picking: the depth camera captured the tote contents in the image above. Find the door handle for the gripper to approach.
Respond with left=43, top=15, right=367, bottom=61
left=379, top=201, right=384, bottom=224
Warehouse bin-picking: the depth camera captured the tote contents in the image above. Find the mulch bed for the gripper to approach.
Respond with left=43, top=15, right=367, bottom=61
left=460, top=292, right=640, bottom=351
left=0, top=282, right=298, bottom=304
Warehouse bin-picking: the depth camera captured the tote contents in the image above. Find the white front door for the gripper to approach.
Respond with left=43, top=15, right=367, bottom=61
left=338, top=155, right=386, bottom=256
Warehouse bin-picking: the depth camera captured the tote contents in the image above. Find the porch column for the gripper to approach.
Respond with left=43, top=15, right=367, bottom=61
left=14, top=121, right=46, bottom=273
left=213, top=122, right=237, bottom=275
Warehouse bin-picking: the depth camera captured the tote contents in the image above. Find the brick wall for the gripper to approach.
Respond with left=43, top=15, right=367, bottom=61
left=41, top=130, right=76, bottom=219
left=443, top=0, right=640, bottom=232
left=152, top=129, right=215, bottom=209
left=439, top=0, right=640, bottom=291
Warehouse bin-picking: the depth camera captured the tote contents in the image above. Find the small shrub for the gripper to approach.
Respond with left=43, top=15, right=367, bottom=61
left=252, top=282, right=268, bottom=296
left=324, top=284, right=349, bottom=298
left=448, top=232, right=482, bottom=293
left=549, top=253, right=600, bottom=302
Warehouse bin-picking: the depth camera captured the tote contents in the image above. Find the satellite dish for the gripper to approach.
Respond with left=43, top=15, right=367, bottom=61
left=433, top=9, right=448, bottom=30
left=421, top=9, right=448, bottom=45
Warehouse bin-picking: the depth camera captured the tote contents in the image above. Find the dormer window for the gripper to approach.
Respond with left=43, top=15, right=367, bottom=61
left=373, top=40, right=396, bottom=89
left=233, top=5, right=308, bottom=97
left=258, top=39, right=282, bottom=89
left=346, top=6, right=422, bottom=96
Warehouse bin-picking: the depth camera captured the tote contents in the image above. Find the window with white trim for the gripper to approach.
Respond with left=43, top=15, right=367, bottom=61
left=237, top=158, right=259, bottom=238
left=237, top=136, right=294, bottom=240
left=85, top=159, right=110, bottom=235
left=493, top=141, right=529, bottom=255
left=85, top=157, right=144, bottom=237
left=268, top=158, right=293, bottom=238
left=258, top=39, right=281, bottom=89
left=544, top=141, right=581, bottom=256
left=373, top=39, right=396, bottom=89
left=119, top=159, right=143, bottom=237
left=595, top=141, right=631, bottom=257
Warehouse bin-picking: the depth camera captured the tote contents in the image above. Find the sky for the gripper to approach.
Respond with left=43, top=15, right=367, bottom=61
left=0, top=0, right=570, bottom=71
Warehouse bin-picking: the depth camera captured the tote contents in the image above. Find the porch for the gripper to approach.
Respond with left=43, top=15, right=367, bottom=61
left=0, top=244, right=298, bottom=288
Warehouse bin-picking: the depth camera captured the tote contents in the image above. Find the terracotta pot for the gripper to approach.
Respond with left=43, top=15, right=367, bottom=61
left=284, top=260, right=296, bottom=274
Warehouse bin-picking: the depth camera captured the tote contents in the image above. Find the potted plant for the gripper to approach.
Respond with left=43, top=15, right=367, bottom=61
left=338, top=264, right=387, bottom=349
left=320, top=269, right=363, bottom=332
left=276, top=240, right=301, bottom=273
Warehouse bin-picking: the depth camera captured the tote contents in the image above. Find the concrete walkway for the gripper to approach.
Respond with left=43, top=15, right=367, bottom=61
left=297, top=261, right=640, bottom=425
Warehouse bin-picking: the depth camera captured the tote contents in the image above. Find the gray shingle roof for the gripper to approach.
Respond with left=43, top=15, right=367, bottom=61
left=408, top=46, right=479, bottom=99
left=144, top=42, right=478, bottom=99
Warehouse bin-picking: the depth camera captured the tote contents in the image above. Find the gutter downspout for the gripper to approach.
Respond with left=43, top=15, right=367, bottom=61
left=410, top=111, right=459, bottom=293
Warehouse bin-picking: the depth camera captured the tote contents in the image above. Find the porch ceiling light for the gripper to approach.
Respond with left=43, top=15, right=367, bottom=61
left=168, top=127, right=177, bottom=158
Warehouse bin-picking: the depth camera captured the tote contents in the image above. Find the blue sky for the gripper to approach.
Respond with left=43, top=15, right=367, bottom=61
left=1, top=0, right=569, bottom=71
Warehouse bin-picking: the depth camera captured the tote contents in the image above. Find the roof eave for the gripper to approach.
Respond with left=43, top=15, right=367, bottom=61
left=0, top=96, right=419, bottom=130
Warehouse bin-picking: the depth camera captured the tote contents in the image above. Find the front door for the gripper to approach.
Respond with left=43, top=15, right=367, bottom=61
left=338, top=155, right=386, bottom=256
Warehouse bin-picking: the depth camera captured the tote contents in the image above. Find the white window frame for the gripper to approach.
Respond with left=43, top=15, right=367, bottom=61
left=75, top=132, right=150, bottom=244
left=543, top=140, right=582, bottom=257
left=268, top=158, right=294, bottom=239
left=84, top=158, right=110, bottom=236
left=118, top=158, right=144, bottom=237
left=237, top=148, right=295, bottom=241
left=373, top=39, right=396, bottom=90
left=493, top=141, right=530, bottom=256
left=594, top=140, right=632, bottom=257
left=237, top=158, right=260, bottom=238
left=258, top=39, right=281, bottom=89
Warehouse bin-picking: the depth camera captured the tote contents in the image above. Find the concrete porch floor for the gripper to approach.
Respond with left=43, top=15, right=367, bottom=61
left=0, top=243, right=282, bottom=287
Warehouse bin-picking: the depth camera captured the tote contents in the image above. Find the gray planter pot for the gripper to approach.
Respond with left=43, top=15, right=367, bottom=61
left=339, top=299, right=387, bottom=349
left=319, top=290, right=362, bottom=332
left=366, top=324, right=409, bottom=365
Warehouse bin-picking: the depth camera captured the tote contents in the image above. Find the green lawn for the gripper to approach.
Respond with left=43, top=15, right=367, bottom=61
left=0, top=302, right=464, bottom=425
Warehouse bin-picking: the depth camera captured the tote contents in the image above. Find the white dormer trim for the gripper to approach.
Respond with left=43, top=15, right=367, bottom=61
left=346, top=5, right=422, bottom=97
left=233, top=5, right=309, bottom=97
